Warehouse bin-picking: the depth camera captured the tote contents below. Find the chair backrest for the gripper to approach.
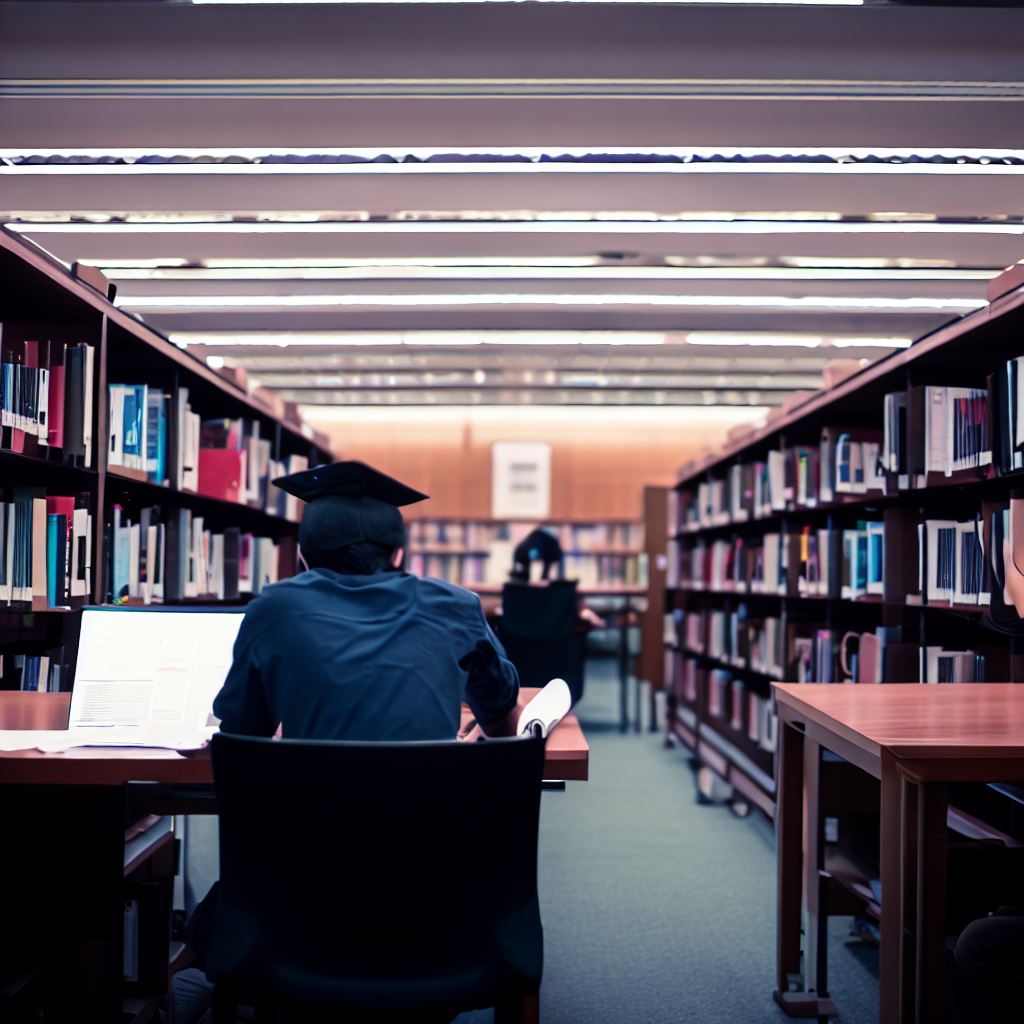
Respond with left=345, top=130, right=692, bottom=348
left=501, top=580, right=578, bottom=640
left=209, top=733, right=545, bottom=978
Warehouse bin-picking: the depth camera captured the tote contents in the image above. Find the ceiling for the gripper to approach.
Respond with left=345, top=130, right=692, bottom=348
left=2, top=1, right=1023, bottom=410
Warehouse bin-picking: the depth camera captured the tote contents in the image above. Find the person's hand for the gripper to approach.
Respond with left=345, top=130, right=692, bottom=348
left=580, top=607, right=607, bottom=628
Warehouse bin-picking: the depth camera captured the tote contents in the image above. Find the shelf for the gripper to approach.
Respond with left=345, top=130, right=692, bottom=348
left=675, top=281, right=1024, bottom=487
left=673, top=472, right=1000, bottom=537
left=0, top=228, right=331, bottom=461
left=0, top=446, right=98, bottom=483
left=105, top=466, right=302, bottom=533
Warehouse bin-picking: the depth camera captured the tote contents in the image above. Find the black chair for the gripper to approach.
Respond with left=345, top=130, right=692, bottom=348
left=207, top=732, right=546, bottom=1023
left=497, top=581, right=585, bottom=703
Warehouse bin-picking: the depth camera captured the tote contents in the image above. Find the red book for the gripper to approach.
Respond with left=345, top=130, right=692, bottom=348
left=48, top=354, right=65, bottom=449
left=197, top=448, right=244, bottom=503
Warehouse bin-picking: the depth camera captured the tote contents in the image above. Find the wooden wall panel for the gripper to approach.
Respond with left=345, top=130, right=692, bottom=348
left=311, top=410, right=741, bottom=520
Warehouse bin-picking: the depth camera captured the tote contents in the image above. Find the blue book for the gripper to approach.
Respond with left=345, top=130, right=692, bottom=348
left=46, top=513, right=61, bottom=607
left=122, top=384, right=147, bottom=470
left=146, top=390, right=168, bottom=484
left=112, top=505, right=131, bottom=603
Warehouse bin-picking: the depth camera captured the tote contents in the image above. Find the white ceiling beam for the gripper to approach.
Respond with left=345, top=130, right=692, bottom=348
left=3, top=167, right=1020, bottom=217
left=19, top=225, right=1023, bottom=267
left=3, top=4, right=1022, bottom=84
left=3, top=97, right=1022, bottom=150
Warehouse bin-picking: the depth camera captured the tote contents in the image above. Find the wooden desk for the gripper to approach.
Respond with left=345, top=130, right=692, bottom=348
left=0, top=687, right=588, bottom=784
left=0, top=687, right=587, bottom=1023
left=773, top=683, right=1024, bottom=1024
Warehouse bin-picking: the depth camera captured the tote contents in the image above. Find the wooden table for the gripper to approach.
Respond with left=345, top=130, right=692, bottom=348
left=773, top=683, right=1024, bottom=1024
left=0, top=688, right=588, bottom=1023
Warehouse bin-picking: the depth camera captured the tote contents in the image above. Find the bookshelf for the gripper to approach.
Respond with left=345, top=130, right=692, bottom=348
left=0, top=227, right=333, bottom=692
left=405, top=516, right=646, bottom=591
left=664, top=278, right=1024, bottom=818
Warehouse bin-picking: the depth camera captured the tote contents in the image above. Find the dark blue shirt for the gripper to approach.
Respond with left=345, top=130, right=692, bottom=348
left=213, top=568, right=519, bottom=740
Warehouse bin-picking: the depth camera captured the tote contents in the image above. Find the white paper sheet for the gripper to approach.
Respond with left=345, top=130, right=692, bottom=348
left=517, top=678, right=572, bottom=738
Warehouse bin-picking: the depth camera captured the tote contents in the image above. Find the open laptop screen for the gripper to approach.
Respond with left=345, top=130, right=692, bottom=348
left=70, top=607, right=244, bottom=734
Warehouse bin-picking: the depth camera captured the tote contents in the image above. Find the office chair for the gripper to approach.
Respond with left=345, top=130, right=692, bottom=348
left=497, top=581, right=585, bottom=703
left=207, top=732, right=546, bottom=1023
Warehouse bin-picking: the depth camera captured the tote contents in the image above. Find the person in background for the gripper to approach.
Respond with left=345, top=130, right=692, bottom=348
left=504, top=525, right=605, bottom=629
left=171, top=460, right=520, bottom=1024
left=510, top=526, right=564, bottom=583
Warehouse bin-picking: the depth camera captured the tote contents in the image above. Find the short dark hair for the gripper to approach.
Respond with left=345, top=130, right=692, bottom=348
left=304, top=541, right=397, bottom=575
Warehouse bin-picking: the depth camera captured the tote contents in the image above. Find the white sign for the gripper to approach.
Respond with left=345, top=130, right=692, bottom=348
left=491, top=442, right=551, bottom=519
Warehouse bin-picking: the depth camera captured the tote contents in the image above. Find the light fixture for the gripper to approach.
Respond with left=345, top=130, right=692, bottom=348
left=118, top=292, right=985, bottom=312
left=100, top=265, right=995, bottom=283
left=15, top=220, right=1024, bottom=236
left=170, top=331, right=669, bottom=348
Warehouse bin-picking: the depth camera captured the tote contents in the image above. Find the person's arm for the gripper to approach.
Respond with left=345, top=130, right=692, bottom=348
left=458, top=609, right=520, bottom=738
left=212, top=615, right=275, bottom=736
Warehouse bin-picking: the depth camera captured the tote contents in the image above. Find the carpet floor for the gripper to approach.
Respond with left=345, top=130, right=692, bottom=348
left=459, top=662, right=880, bottom=1024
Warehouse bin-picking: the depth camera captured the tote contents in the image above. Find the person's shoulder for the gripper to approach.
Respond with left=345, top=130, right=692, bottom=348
left=416, top=575, right=484, bottom=609
left=243, top=572, right=316, bottom=616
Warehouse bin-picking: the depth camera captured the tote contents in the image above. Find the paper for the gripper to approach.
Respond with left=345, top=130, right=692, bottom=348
left=0, top=724, right=217, bottom=753
left=71, top=608, right=242, bottom=734
left=517, top=678, right=572, bottom=738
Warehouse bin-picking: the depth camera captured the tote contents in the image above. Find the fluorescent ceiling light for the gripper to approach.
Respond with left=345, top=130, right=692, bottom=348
left=101, top=265, right=994, bottom=282
left=85, top=256, right=603, bottom=271
left=4, top=162, right=1014, bottom=177
left=303, top=406, right=774, bottom=427
left=120, top=293, right=984, bottom=312
left=685, top=333, right=913, bottom=349
left=196, top=1, right=861, bottom=6
left=15, top=220, right=1024, bottom=236
left=172, top=329, right=912, bottom=349
left=172, top=331, right=668, bottom=348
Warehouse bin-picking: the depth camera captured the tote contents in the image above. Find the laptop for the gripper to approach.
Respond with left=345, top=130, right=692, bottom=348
left=68, top=606, right=244, bottom=743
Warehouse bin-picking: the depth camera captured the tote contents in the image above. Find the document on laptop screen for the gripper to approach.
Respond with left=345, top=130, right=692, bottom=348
left=69, top=608, right=244, bottom=739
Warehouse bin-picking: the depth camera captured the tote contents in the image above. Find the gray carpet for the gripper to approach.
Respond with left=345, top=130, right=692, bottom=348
left=459, top=662, right=880, bottom=1023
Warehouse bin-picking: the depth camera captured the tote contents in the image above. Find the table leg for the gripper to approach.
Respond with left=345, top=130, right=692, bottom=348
left=880, top=752, right=904, bottom=1024
left=899, top=771, right=918, bottom=1024
left=803, top=740, right=824, bottom=999
left=618, top=597, right=630, bottom=734
left=914, top=780, right=948, bottom=1024
left=773, top=720, right=820, bottom=1017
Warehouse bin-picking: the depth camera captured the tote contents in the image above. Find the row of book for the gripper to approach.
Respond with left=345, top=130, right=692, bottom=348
left=0, top=489, right=93, bottom=608
left=670, top=605, right=988, bottom=684
left=406, top=549, right=647, bottom=589
left=108, top=385, right=309, bottom=520
left=406, top=552, right=488, bottom=585
left=670, top=654, right=778, bottom=753
left=0, top=647, right=66, bottom=692
left=881, top=385, right=990, bottom=481
left=108, top=504, right=297, bottom=604
left=1, top=333, right=95, bottom=464
left=407, top=519, right=644, bottom=552
left=707, top=669, right=778, bottom=753
left=669, top=520, right=885, bottom=601
left=673, top=382, right=1003, bottom=533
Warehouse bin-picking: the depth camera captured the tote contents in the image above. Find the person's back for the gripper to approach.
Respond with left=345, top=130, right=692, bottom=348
left=214, top=565, right=517, bottom=740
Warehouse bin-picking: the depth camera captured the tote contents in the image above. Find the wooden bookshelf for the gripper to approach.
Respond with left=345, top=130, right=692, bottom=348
left=664, top=276, right=1024, bottom=814
left=0, top=227, right=333, bottom=687
left=406, top=516, right=646, bottom=590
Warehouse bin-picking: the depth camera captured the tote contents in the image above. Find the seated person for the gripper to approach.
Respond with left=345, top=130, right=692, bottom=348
left=504, top=528, right=605, bottom=629
left=173, top=460, right=520, bottom=1023
left=510, top=527, right=563, bottom=583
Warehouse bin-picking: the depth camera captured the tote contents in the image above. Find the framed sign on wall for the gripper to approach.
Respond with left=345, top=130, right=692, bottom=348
left=491, top=442, right=552, bottom=519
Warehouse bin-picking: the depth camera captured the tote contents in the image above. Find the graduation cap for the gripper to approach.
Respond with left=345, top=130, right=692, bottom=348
left=272, top=460, right=428, bottom=553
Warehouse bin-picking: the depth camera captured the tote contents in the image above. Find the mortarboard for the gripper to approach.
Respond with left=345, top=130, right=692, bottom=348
left=272, top=460, right=428, bottom=552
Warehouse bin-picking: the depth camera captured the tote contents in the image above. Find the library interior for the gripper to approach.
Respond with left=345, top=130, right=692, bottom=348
left=3, top=2, right=1024, bottom=1023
